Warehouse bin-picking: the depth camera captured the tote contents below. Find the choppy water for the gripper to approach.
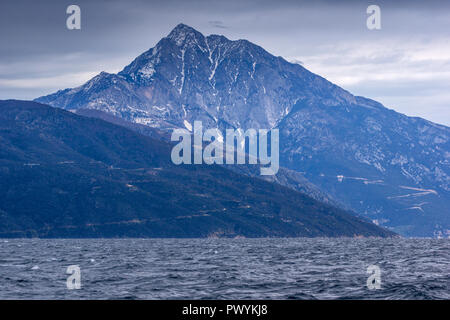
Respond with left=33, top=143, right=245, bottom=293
left=0, top=238, right=448, bottom=299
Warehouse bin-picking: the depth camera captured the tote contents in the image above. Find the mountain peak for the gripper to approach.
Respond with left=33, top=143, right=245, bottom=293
left=170, top=23, right=196, bottom=32
left=34, top=24, right=450, bottom=237
left=167, top=23, right=204, bottom=46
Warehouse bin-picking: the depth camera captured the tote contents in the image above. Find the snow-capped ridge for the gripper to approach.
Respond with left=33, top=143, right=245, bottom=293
left=167, top=23, right=206, bottom=46
left=34, top=24, right=450, bottom=237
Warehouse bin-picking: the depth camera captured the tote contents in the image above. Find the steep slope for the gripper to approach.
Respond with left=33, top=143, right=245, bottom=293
left=279, top=96, right=450, bottom=237
left=35, top=24, right=449, bottom=237
left=0, top=100, right=395, bottom=238
left=76, top=108, right=343, bottom=208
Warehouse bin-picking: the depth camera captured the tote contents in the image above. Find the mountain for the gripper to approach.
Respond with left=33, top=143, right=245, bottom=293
left=36, top=24, right=450, bottom=237
left=0, top=100, right=395, bottom=238
left=76, top=108, right=342, bottom=209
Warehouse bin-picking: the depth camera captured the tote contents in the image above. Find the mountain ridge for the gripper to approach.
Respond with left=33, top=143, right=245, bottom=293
left=35, top=24, right=450, bottom=237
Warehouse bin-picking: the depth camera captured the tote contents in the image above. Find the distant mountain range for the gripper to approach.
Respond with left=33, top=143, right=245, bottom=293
left=35, top=24, right=449, bottom=237
left=0, top=100, right=395, bottom=238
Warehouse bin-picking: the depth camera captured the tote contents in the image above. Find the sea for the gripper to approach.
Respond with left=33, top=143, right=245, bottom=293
left=0, top=238, right=448, bottom=299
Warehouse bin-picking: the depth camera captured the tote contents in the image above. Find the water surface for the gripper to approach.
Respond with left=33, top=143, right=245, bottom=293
left=0, top=238, right=448, bottom=299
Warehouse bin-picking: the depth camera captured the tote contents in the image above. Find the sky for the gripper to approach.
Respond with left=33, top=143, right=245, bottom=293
left=1, top=0, right=450, bottom=126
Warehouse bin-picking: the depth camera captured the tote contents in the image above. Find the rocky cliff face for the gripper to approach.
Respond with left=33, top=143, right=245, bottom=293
left=36, top=24, right=450, bottom=237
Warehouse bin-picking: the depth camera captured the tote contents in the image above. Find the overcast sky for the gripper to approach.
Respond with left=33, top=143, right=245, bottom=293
left=1, top=0, right=449, bottom=125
